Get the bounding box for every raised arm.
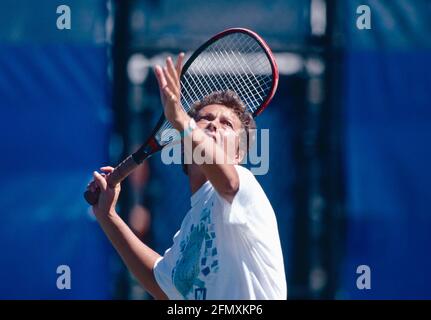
[89,167,168,300]
[154,54,239,203]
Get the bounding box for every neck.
[188,164,208,195]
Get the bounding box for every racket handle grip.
[83,155,139,206]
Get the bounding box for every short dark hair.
[182,90,256,174]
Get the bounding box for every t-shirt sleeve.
[153,255,172,298]
[215,165,260,226]
[152,230,181,299]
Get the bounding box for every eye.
[223,120,233,128]
[198,115,210,121]
[198,113,215,122]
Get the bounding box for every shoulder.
[213,165,273,227]
[235,164,252,176]
[225,165,267,208]
[234,165,263,194]
[235,165,255,181]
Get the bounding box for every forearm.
[155,54,239,201]
[96,212,168,300]
[174,112,239,200]
[189,126,239,197]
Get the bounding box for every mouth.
[204,130,217,142]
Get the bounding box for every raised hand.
[154,53,188,129]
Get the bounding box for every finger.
[91,183,100,193]
[87,179,96,190]
[163,85,178,103]
[155,66,169,104]
[88,180,96,192]
[163,66,179,94]
[93,171,108,191]
[154,65,167,89]
[163,65,178,92]
[176,52,185,78]
[167,56,179,83]
[100,167,114,174]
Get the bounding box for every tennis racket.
[84,27,279,205]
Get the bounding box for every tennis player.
[88,53,287,300]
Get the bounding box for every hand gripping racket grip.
[84,155,138,206]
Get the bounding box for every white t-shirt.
[153,165,287,300]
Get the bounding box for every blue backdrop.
[0,1,113,299]
[339,0,431,299]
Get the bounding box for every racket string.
[218,49,263,109]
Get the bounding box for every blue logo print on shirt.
[172,204,219,299]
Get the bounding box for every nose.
[206,120,218,132]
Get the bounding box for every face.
[195,104,245,164]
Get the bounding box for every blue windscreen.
[0,0,113,299]
[339,0,431,299]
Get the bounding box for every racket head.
[135,28,278,162]
[181,28,279,117]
